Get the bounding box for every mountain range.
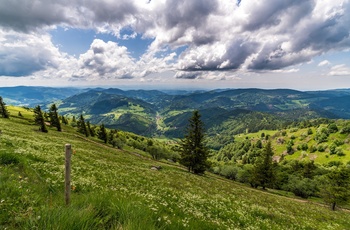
[2,86,350,149]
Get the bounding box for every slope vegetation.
[1,108,350,229]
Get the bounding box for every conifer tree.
[77,114,89,137]
[252,141,274,189]
[97,124,108,143]
[33,105,48,133]
[180,110,209,174]
[61,115,68,125]
[86,121,95,137]
[0,96,10,118]
[49,104,62,131]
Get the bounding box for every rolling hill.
[1,107,350,229]
[50,87,348,140]
[3,86,350,149]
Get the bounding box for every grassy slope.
[235,124,350,164]
[1,108,350,229]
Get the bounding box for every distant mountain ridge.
[0,86,87,107]
[2,86,350,147]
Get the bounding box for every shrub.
[333,139,344,146]
[220,165,239,180]
[327,161,343,167]
[284,176,318,198]
[340,125,350,134]
[327,123,338,133]
[309,145,317,153]
[307,128,313,135]
[317,145,326,152]
[336,149,345,157]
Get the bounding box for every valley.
[1,86,350,229]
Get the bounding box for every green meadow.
[1,108,350,229]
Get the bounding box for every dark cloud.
[162,0,218,29]
[242,0,309,31]
[1,0,350,80]
[0,0,138,32]
[0,0,72,32]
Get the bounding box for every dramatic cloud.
[1,0,350,83]
[0,29,62,77]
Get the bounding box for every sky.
[1,0,350,90]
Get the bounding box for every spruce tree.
[49,104,62,131]
[180,110,209,174]
[97,124,108,143]
[77,114,89,137]
[252,141,274,189]
[86,121,95,137]
[61,115,68,125]
[33,105,48,133]
[0,96,9,118]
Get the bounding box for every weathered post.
[65,144,72,205]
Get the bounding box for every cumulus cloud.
[1,0,350,82]
[78,39,135,79]
[0,29,62,76]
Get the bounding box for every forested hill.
[53,87,350,141]
[2,86,350,144]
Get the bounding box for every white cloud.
[329,64,350,76]
[318,60,331,67]
[0,29,63,77]
[1,0,350,84]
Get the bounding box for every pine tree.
[180,110,209,174]
[97,124,108,143]
[33,105,48,133]
[0,96,10,118]
[77,114,89,137]
[49,104,62,131]
[252,141,274,189]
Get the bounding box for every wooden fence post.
[65,144,72,205]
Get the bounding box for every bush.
[340,125,350,134]
[327,123,338,133]
[284,176,318,199]
[317,145,326,152]
[309,145,317,153]
[336,149,345,157]
[220,165,239,180]
[297,143,308,151]
[333,139,344,146]
[307,128,313,135]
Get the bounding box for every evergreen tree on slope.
[180,110,209,174]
